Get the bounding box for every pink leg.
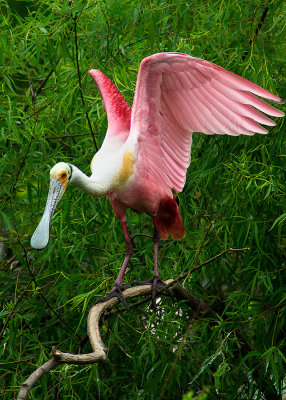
[114,219,134,286]
[153,225,159,278]
[96,198,133,308]
[150,218,167,307]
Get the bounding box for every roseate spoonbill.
[31,52,284,306]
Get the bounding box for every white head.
[50,162,72,185]
[30,162,73,250]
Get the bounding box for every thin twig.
[255,6,269,35]
[11,66,38,194]
[183,220,214,285]
[242,6,269,61]
[73,11,98,151]
[11,135,34,194]
[0,276,35,340]
[23,64,58,114]
[158,302,205,400]
[46,133,92,140]
[170,247,250,292]
[16,235,82,340]
[24,99,55,120]
[76,2,99,16]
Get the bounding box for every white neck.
[69,165,110,197]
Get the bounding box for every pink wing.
[130,53,284,193]
[88,69,131,141]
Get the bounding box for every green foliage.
[183,387,209,400]
[1,0,285,399]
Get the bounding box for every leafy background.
[1,0,285,399]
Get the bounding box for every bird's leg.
[151,225,166,307]
[153,225,159,277]
[96,219,133,309]
[152,226,160,286]
[114,220,134,287]
[134,221,168,308]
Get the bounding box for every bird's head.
[50,162,72,186]
[30,162,72,250]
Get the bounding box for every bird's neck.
[70,165,110,197]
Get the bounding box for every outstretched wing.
[129,53,284,193]
[89,69,131,142]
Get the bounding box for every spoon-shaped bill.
[30,178,66,250]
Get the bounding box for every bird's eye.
[61,172,67,178]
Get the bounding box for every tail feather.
[154,197,185,240]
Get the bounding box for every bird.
[31,52,284,306]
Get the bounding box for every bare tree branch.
[17,359,59,400]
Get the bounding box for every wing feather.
[128,53,284,193]
[88,69,131,141]
[206,83,276,126]
[196,86,268,134]
[139,152,172,189]
[212,80,284,117]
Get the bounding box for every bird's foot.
[134,276,172,309]
[96,284,131,310]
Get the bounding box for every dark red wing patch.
[154,197,185,240]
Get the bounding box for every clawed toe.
[133,277,173,309]
[151,276,166,309]
[96,284,131,310]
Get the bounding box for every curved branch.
[16,282,173,399]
